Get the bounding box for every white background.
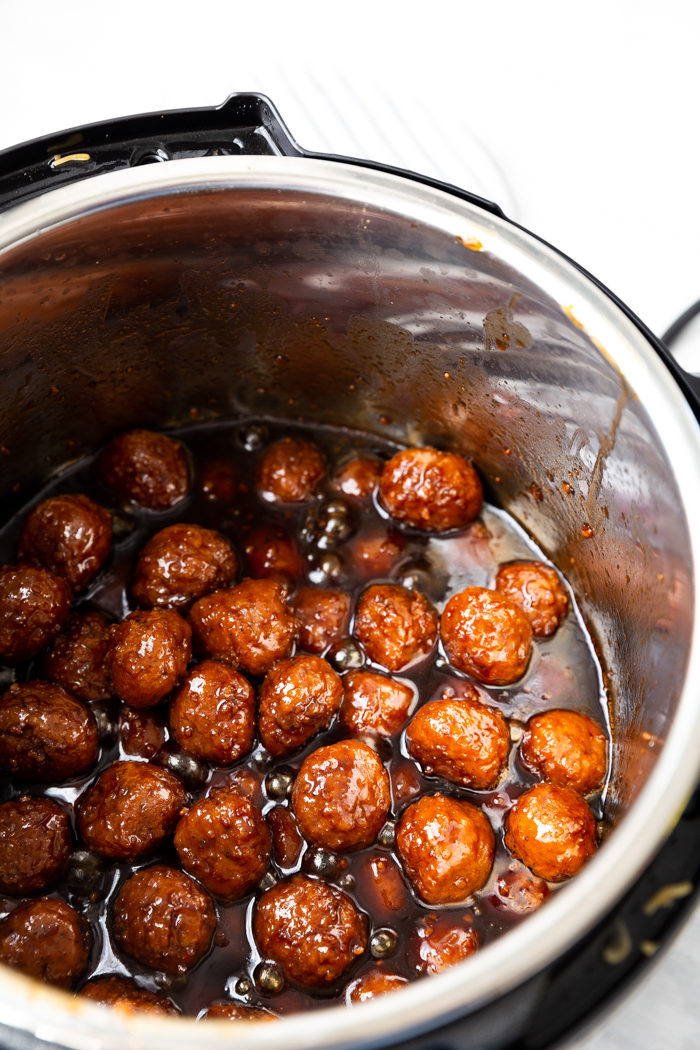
[3,2,700,1046]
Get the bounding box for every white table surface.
[3,2,700,1044]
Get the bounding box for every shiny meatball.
[349,528,405,579]
[253,874,367,987]
[495,561,568,637]
[259,655,343,757]
[267,805,304,869]
[0,681,98,781]
[113,865,216,973]
[43,612,113,703]
[204,1003,276,1022]
[379,447,483,532]
[77,760,187,861]
[108,609,191,708]
[199,460,236,504]
[119,706,166,759]
[189,579,296,676]
[244,524,303,586]
[412,915,479,975]
[493,867,549,913]
[132,524,238,610]
[174,788,270,900]
[346,968,408,1003]
[18,495,112,594]
[0,797,71,895]
[294,587,350,654]
[504,783,597,881]
[0,897,90,988]
[332,456,383,500]
[292,740,391,852]
[440,587,532,685]
[98,429,189,510]
[405,692,510,789]
[396,794,495,905]
[0,564,71,664]
[354,584,437,672]
[169,660,254,765]
[256,437,326,503]
[339,670,414,738]
[79,975,179,1015]
[520,709,607,794]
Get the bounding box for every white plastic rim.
[0,156,700,1050]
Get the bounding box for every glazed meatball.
[294,587,350,654]
[259,655,343,757]
[256,437,326,503]
[0,681,98,781]
[0,797,71,895]
[253,874,367,986]
[113,865,216,973]
[132,524,238,610]
[349,528,405,579]
[520,709,607,794]
[43,612,113,703]
[204,1003,276,1022]
[0,897,90,988]
[189,578,296,676]
[495,561,568,637]
[174,788,270,900]
[199,460,236,504]
[379,447,483,532]
[292,740,391,852]
[79,975,179,1015]
[18,495,112,595]
[412,915,479,975]
[396,794,495,905]
[504,783,597,881]
[108,609,191,708]
[77,760,187,861]
[243,524,304,586]
[440,587,532,685]
[267,805,304,869]
[405,691,510,789]
[119,706,166,759]
[332,456,383,500]
[339,671,414,738]
[98,428,189,510]
[354,584,437,672]
[170,660,255,765]
[0,564,71,664]
[493,867,549,913]
[346,968,408,1003]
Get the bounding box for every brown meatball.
[396,794,495,905]
[412,915,479,975]
[349,528,405,579]
[43,612,113,703]
[0,897,90,988]
[495,561,569,637]
[18,495,112,594]
[440,587,532,685]
[199,460,236,504]
[0,681,98,781]
[493,867,550,913]
[189,579,296,676]
[204,1003,276,1022]
[256,437,326,503]
[253,874,367,986]
[520,709,607,794]
[379,447,483,532]
[0,797,71,895]
[292,740,391,852]
[0,564,71,665]
[354,584,437,672]
[98,429,189,510]
[405,692,510,790]
[169,660,255,765]
[267,805,304,869]
[174,788,270,900]
[259,655,343,757]
[244,524,304,586]
[108,609,191,708]
[339,671,414,738]
[113,865,216,973]
[77,760,187,861]
[119,706,166,759]
[504,783,597,881]
[332,456,383,500]
[132,524,238,610]
[79,975,179,1015]
[294,587,350,654]
[346,967,408,1003]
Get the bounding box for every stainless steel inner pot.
[0,156,700,1050]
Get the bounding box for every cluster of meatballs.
[0,425,608,1020]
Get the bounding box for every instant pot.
[1,92,700,1050]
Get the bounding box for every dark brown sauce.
[0,418,610,1017]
